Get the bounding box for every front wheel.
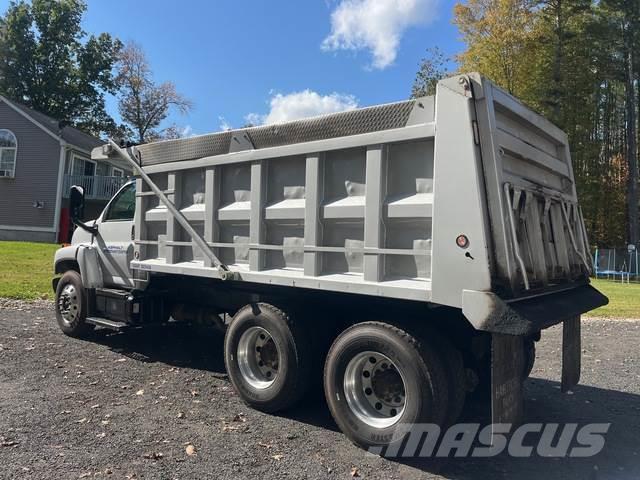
[54,270,92,337]
[323,322,448,450]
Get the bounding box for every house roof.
[0,95,103,153]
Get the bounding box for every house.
[0,95,131,243]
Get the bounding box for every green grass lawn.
[590,278,640,319]
[0,241,58,300]
[0,240,639,317]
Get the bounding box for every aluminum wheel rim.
[344,351,406,429]
[237,326,280,390]
[58,284,79,326]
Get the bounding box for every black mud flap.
[561,315,581,392]
[491,333,525,426]
[491,316,582,426]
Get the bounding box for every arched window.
[0,129,17,177]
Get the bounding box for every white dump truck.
[53,73,607,449]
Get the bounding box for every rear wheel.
[323,322,448,450]
[224,303,311,413]
[54,270,92,338]
[523,338,536,379]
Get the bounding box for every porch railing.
[63,174,128,201]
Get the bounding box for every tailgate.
[469,74,593,296]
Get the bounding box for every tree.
[116,42,192,144]
[411,47,451,97]
[453,0,542,105]
[0,0,121,136]
[449,0,639,248]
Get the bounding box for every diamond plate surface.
[137,100,416,166]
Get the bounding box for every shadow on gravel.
[386,378,640,479]
[72,327,640,479]
[85,324,227,375]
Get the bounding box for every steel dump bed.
[94,73,606,334]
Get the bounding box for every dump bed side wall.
[130,99,442,302]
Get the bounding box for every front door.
[95,182,136,287]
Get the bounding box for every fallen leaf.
[143,452,163,460]
[90,404,100,409]
[177,412,185,419]
[351,467,360,477]
[101,420,110,426]
[136,389,144,396]
[258,442,272,449]
[75,418,88,424]
[185,444,196,456]
[190,390,199,397]
[96,432,106,438]
[271,454,284,461]
[0,440,18,447]
[232,413,246,422]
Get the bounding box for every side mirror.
[69,185,98,235]
[69,185,85,221]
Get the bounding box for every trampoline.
[593,247,639,283]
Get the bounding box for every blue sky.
[1,0,463,135]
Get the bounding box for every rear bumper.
[462,284,608,335]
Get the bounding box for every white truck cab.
[54,180,137,289]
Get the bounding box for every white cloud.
[180,125,195,137]
[244,112,264,126]
[218,116,232,131]
[322,0,438,69]
[245,90,358,125]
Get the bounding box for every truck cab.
[55,180,137,288]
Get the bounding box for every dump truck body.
[88,73,602,330]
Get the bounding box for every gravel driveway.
[1,302,638,479]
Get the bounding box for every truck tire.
[224,303,311,413]
[523,338,536,379]
[54,270,93,338]
[323,322,448,450]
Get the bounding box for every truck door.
[95,181,136,288]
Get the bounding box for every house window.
[71,155,97,196]
[112,167,124,177]
[0,129,17,178]
[72,155,96,177]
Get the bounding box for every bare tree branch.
[116,42,192,143]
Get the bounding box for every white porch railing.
[63,174,128,201]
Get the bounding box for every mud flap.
[491,333,524,426]
[561,315,581,392]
